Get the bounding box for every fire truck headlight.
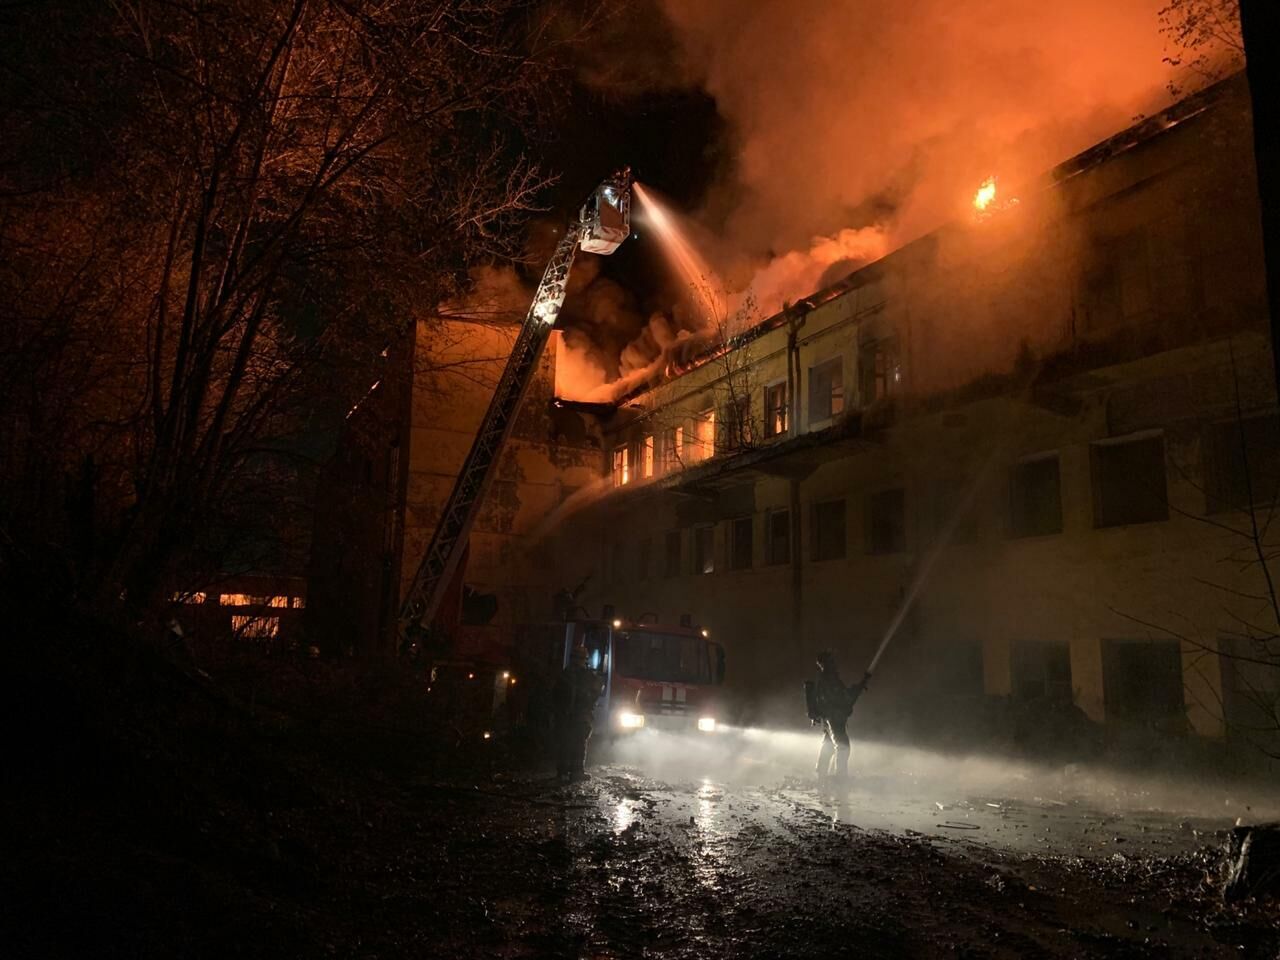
[618,712,645,729]
[697,717,717,733]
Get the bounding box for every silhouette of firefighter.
[552,644,603,781]
[806,650,867,780]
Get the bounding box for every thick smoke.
[661,0,1178,252]
[552,0,1229,401]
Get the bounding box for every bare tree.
[1159,0,1245,93]
[0,0,596,623]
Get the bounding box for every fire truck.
[519,614,727,737]
[403,168,731,744]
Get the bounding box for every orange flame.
[973,176,997,212]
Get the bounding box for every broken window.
[1079,230,1152,333]
[766,509,791,565]
[641,435,655,479]
[859,337,900,405]
[809,357,845,424]
[718,397,751,453]
[810,499,846,561]
[612,445,630,486]
[637,537,651,581]
[729,517,753,570]
[1091,432,1168,527]
[1203,414,1280,514]
[1013,641,1073,702]
[693,525,715,575]
[662,426,684,472]
[764,382,788,438]
[690,409,715,462]
[867,488,906,555]
[1009,454,1062,538]
[664,530,682,578]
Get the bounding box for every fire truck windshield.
[613,631,712,684]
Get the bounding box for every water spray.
[632,183,725,324]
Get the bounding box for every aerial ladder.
[398,168,633,642]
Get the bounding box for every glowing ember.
[633,183,725,323]
[973,176,998,212]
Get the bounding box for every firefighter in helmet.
[552,643,603,781]
[812,650,866,780]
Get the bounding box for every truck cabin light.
[501,671,510,679]
[697,717,717,733]
[482,731,492,740]
[700,628,709,638]
[618,712,645,729]
[612,618,622,628]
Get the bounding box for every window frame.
[763,379,788,439]
[1090,430,1168,528]
[810,498,847,562]
[808,356,845,426]
[1008,452,1063,539]
[728,516,754,571]
[693,524,716,575]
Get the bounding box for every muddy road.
[421,725,1279,958]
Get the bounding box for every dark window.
[637,537,651,581]
[809,358,845,424]
[1203,414,1280,514]
[766,509,791,565]
[764,382,788,438]
[1102,639,1185,727]
[1079,231,1152,333]
[719,397,751,453]
[1092,433,1168,527]
[859,337,900,404]
[810,500,846,561]
[664,530,682,578]
[867,488,906,555]
[1013,641,1073,702]
[694,526,715,575]
[1009,455,1062,538]
[729,517,753,570]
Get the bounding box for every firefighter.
[552,644,603,782]
[813,650,866,780]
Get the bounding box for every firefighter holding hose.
[807,650,867,781]
[552,644,603,782]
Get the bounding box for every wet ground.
[11,672,1280,959]
[416,725,1279,958]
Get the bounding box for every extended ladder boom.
[399,169,631,638]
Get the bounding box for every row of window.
[606,417,1280,579]
[610,341,901,487]
[170,591,307,609]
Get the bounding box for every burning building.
[314,73,1277,751]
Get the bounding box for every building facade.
[543,75,1279,745]
[315,74,1279,749]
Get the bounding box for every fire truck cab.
[522,615,727,736]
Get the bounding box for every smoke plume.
[555,1,1240,401]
